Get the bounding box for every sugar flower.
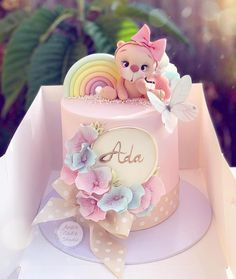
[97,186,133,213]
[158,52,180,86]
[130,176,165,216]
[64,143,96,172]
[75,167,112,195]
[146,176,166,205]
[60,165,78,185]
[77,193,106,222]
[66,125,98,153]
[128,184,145,210]
[130,187,152,215]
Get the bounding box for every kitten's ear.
[154,39,166,61]
[117,41,125,48]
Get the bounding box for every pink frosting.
[61,98,179,193]
[61,97,179,229]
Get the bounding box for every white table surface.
[3,168,231,279]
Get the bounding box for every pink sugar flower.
[130,176,165,215]
[60,165,78,185]
[66,125,98,153]
[75,167,112,195]
[77,193,106,222]
[145,176,166,205]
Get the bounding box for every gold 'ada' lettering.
[99,141,144,164]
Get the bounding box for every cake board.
[38,172,212,264]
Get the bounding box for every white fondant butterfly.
[147,75,198,133]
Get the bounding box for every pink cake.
[61,97,180,230]
[34,24,198,278]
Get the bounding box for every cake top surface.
[61,95,157,119]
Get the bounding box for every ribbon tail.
[90,223,125,279]
[98,211,134,239]
[33,197,77,225]
[53,179,77,202]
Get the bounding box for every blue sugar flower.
[128,184,145,210]
[164,71,180,82]
[97,186,133,213]
[65,143,96,172]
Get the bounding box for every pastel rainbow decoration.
[63,53,119,97]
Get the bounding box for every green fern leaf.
[1,7,73,116]
[26,33,72,108]
[96,16,138,46]
[114,3,189,44]
[83,21,114,53]
[0,10,29,43]
[62,41,88,80]
[90,0,120,11]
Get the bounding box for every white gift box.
[0,84,235,279]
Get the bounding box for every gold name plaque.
[92,127,158,186]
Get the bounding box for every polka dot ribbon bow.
[33,179,134,278]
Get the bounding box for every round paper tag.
[56,221,83,247]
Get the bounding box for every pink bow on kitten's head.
[131,24,166,62]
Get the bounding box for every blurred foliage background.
[0,0,235,165]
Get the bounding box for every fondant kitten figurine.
[99,24,171,100]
